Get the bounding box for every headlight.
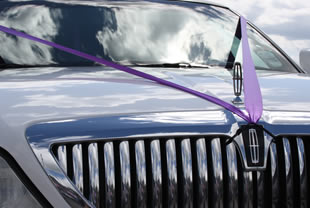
[0,156,42,208]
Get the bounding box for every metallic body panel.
[0,1,308,208]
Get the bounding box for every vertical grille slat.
[88,143,99,207]
[150,140,162,208]
[269,143,280,208]
[225,143,238,208]
[180,139,193,208]
[120,141,131,208]
[129,141,137,208]
[51,135,310,208]
[195,138,208,208]
[256,171,265,208]
[296,138,308,208]
[160,139,168,208]
[209,138,223,208]
[135,140,147,208]
[236,138,253,208]
[283,138,294,207]
[57,145,67,174]
[72,144,84,193]
[241,170,253,208]
[104,142,115,208]
[166,139,178,208]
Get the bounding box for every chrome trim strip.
[270,143,280,207]
[135,140,147,207]
[72,144,84,193]
[181,139,193,208]
[88,143,99,207]
[196,138,208,208]
[150,140,162,208]
[57,145,67,174]
[296,137,308,207]
[233,131,273,171]
[256,171,265,208]
[120,141,131,207]
[226,142,238,208]
[25,113,310,207]
[210,138,223,208]
[104,142,115,208]
[249,129,259,164]
[283,138,294,207]
[25,112,236,207]
[241,171,253,208]
[166,139,178,207]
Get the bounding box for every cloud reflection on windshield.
[220,0,310,65]
[96,4,238,65]
[0,5,62,64]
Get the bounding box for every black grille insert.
[52,136,309,208]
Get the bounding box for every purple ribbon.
[0,16,262,123]
[240,17,263,123]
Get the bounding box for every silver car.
[0,0,309,207]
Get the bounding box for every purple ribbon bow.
[0,16,262,123]
[240,16,263,123]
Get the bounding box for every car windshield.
[0,0,298,72]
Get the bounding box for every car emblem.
[228,124,274,171]
[232,62,243,104]
[248,128,259,163]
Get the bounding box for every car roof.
[4,0,228,9]
[173,0,228,9]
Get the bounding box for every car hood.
[0,66,310,127]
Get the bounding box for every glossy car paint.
[1,65,310,206]
[0,0,310,207]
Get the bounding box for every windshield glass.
[0,0,297,72]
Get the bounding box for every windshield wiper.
[126,62,210,68]
[0,63,97,70]
[0,63,55,70]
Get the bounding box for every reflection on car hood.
[0,66,309,127]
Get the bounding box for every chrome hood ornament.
[227,124,274,171]
[232,62,244,104]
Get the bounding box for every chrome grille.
[52,136,309,208]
